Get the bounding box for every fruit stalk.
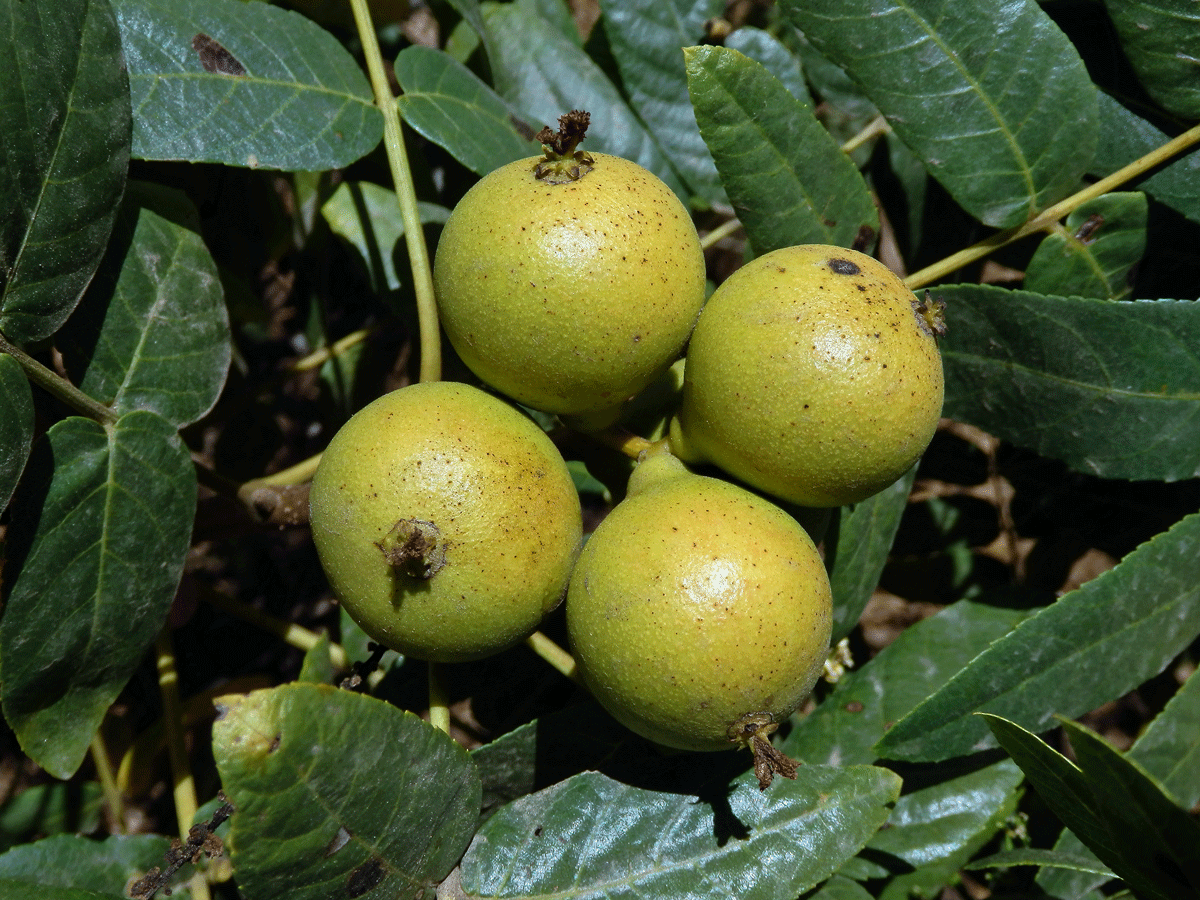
[346,0,440,383]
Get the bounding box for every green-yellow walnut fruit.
[670,245,944,507]
[309,381,582,662]
[565,447,832,782]
[433,111,707,420]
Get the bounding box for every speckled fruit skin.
[309,382,582,663]
[565,450,832,752]
[433,152,707,418]
[671,245,944,508]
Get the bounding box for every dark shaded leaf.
[0,412,196,778]
[684,45,878,254]
[0,883,123,900]
[113,0,381,170]
[783,600,1032,767]
[481,2,687,198]
[875,512,1200,762]
[0,0,130,344]
[213,683,480,900]
[783,0,1097,228]
[0,354,33,515]
[969,847,1114,876]
[458,766,901,900]
[58,184,230,428]
[1102,0,1200,118]
[1024,193,1148,301]
[939,285,1200,481]
[0,834,174,896]
[808,875,874,900]
[0,783,102,853]
[599,0,726,201]
[826,466,916,644]
[395,46,539,177]
[1090,92,1200,225]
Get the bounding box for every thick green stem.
[347,0,441,384]
[0,334,117,425]
[904,120,1200,290]
[525,631,580,684]
[428,663,451,733]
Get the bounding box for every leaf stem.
[700,217,743,251]
[348,0,440,384]
[201,587,349,670]
[89,732,126,834]
[0,335,117,425]
[428,662,451,733]
[586,425,654,460]
[841,114,891,155]
[154,628,212,900]
[904,120,1200,290]
[525,630,580,684]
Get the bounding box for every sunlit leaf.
[783,0,1097,228]
[0,0,130,344]
[940,286,1200,481]
[0,412,195,778]
[725,26,813,108]
[113,0,381,170]
[876,512,1200,762]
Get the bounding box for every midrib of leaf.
[128,71,371,103]
[872,2,1036,212]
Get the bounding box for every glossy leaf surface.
[783,0,1097,228]
[940,286,1200,481]
[113,0,381,169]
[58,185,230,428]
[0,0,130,344]
[213,684,480,900]
[458,766,901,900]
[0,412,196,778]
[685,45,878,254]
[876,512,1200,761]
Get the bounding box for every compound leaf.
[0,0,130,344]
[783,0,1097,228]
[685,45,878,255]
[213,683,480,900]
[940,286,1200,481]
[0,411,196,778]
[113,0,381,170]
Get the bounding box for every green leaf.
[395,46,539,177]
[0,883,124,900]
[1090,93,1200,225]
[321,181,450,294]
[1102,0,1200,119]
[113,0,382,170]
[826,466,916,644]
[457,766,901,900]
[1024,193,1148,301]
[808,875,875,900]
[969,848,1114,876]
[0,0,130,345]
[0,783,103,853]
[985,715,1200,900]
[0,411,196,779]
[0,834,174,896]
[875,511,1200,763]
[57,184,230,428]
[0,354,33,515]
[1039,667,1200,897]
[684,45,878,254]
[782,0,1098,228]
[481,2,687,198]
[297,631,334,684]
[724,26,813,108]
[213,683,480,900]
[599,0,726,201]
[939,286,1200,481]
[783,600,1031,766]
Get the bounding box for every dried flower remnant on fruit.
[534,110,596,183]
[727,712,800,790]
[913,290,948,338]
[828,257,861,276]
[377,518,447,579]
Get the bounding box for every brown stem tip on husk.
[913,290,948,338]
[727,712,800,790]
[377,518,447,579]
[534,110,595,183]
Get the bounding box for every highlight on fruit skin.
[432,111,707,420]
[308,381,583,663]
[565,447,832,780]
[670,244,945,508]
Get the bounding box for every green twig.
[347,0,441,384]
[904,120,1200,290]
[0,334,117,425]
[428,663,451,734]
[525,630,580,684]
[89,732,126,835]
